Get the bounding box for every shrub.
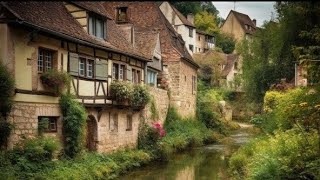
[0,117,14,149]
[60,94,87,158]
[9,136,61,163]
[0,62,15,118]
[38,117,49,136]
[40,70,70,96]
[229,129,320,179]
[130,84,150,108]
[110,81,132,102]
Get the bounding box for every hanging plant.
[110,81,133,102]
[40,70,71,96]
[130,84,150,109]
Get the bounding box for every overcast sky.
[212,1,277,27]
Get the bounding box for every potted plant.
[109,81,132,105]
[130,84,150,110]
[40,70,70,96]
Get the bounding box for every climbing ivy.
[59,93,87,158]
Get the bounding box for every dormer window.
[117,7,128,22]
[189,27,193,37]
[88,15,105,39]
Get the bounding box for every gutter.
[13,20,151,62]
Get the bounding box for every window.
[116,7,128,22]
[112,63,126,81]
[79,58,94,78]
[147,70,157,86]
[38,48,53,72]
[110,113,118,132]
[198,35,201,41]
[132,69,141,84]
[126,114,132,131]
[88,15,105,39]
[189,44,194,52]
[192,75,197,94]
[189,27,193,37]
[38,116,58,133]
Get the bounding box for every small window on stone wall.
[126,114,132,131]
[38,116,58,133]
[109,113,118,132]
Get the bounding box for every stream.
[120,123,254,180]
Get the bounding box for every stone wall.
[8,102,63,149]
[144,87,169,125]
[86,108,141,153]
[167,60,197,118]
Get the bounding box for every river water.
[120,125,254,180]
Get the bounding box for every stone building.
[220,10,257,42]
[104,2,199,118]
[0,1,161,152]
[195,30,215,54]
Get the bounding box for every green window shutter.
[96,59,108,80]
[69,52,79,76]
[126,65,132,82]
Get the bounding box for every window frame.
[189,44,194,52]
[38,48,54,73]
[112,62,127,81]
[38,116,58,133]
[126,114,132,131]
[116,7,128,23]
[79,56,95,79]
[189,27,193,37]
[132,68,141,84]
[88,14,105,39]
[109,113,118,132]
[147,70,157,86]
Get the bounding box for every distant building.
[195,30,215,54]
[220,10,256,41]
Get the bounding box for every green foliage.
[130,84,150,108]
[137,122,162,158]
[0,62,15,118]
[40,70,71,96]
[149,97,159,121]
[0,149,151,179]
[171,2,219,17]
[0,117,14,149]
[60,93,87,158]
[215,32,236,54]
[195,11,219,35]
[38,117,49,136]
[110,81,132,102]
[229,129,320,179]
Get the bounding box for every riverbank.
[0,117,244,179]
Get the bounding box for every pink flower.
[152,122,166,138]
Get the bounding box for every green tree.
[215,32,236,54]
[195,11,220,35]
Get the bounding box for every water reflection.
[120,129,252,180]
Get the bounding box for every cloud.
[212,1,277,27]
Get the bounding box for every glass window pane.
[79,59,85,76]
[89,16,94,35]
[87,60,93,78]
[38,50,43,72]
[96,19,103,38]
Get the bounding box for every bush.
[229,129,320,179]
[38,117,49,136]
[0,62,15,118]
[60,94,87,158]
[40,70,70,96]
[0,118,14,149]
[130,84,150,108]
[109,81,132,102]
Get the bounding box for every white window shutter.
[95,59,108,80]
[68,52,79,76]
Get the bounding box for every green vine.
[59,93,87,158]
[149,96,159,121]
[40,70,71,96]
[130,85,150,109]
[0,61,15,149]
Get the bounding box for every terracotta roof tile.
[231,10,256,35]
[222,54,238,77]
[2,1,149,61]
[134,30,158,59]
[170,4,195,28]
[104,2,198,68]
[72,1,112,19]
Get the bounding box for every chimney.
[252,19,256,26]
[187,13,194,25]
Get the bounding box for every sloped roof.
[223,10,256,35]
[196,29,214,37]
[134,30,158,59]
[1,1,150,61]
[71,2,112,19]
[169,3,195,28]
[104,2,199,68]
[222,54,238,77]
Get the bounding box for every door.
[86,115,98,151]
